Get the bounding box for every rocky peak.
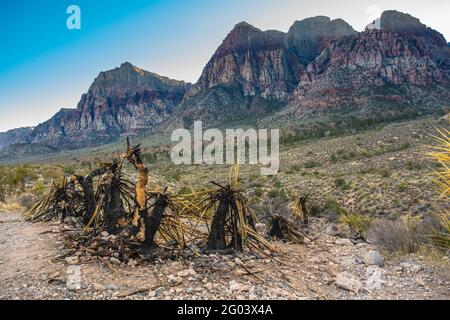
[379,10,447,47]
[28,63,192,148]
[197,21,298,101]
[285,16,357,66]
[89,62,190,96]
[0,127,33,150]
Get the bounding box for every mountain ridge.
[1,10,449,157]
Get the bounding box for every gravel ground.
[1,211,448,300]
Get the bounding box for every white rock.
[364,250,384,266]
[229,280,248,293]
[109,257,121,265]
[365,266,386,290]
[335,238,353,246]
[335,272,362,293]
[65,256,79,265]
[66,266,81,291]
[168,275,183,284]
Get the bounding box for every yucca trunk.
[104,177,124,234]
[76,168,107,225]
[268,215,284,239]
[143,195,168,249]
[207,198,230,251]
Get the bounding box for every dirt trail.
[0,211,449,300]
[0,211,60,281]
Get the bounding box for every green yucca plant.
[338,211,373,236]
[428,127,450,251]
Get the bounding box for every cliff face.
[282,11,450,120]
[197,18,356,102]
[175,17,357,128]
[0,127,33,150]
[28,63,192,148]
[285,16,357,66]
[197,22,302,101]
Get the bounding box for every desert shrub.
[366,218,422,254]
[304,161,320,169]
[286,164,301,174]
[380,169,391,178]
[141,153,157,164]
[330,154,338,163]
[397,182,408,192]
[323,198,346,222]
[253,187,263,197]
[178,186,193,195]
[334,177,350,191]
[18,193,38,209]
[0,182,5,202]
[62,165,76,175]
[33,181,47,196]
[3,166,31,190]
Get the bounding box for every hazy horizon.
[1,0,449,132]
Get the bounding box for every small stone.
[335,272,362,293]
[109,257,121,265]
[148,290,156,298]
[229,280,242,292]
[93,283,105,291]
[364,250,384,266]
[155,287,164,297]
[248,293,258,300]
[66,266,81,291]
[365,266,386,290]
[65,256,79,265]
[127,259,137,267]
[101,231,109,237]
[335,238,353,246]
[168,275,183,284]
[415,278,426,287]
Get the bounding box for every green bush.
[334,177,350,191]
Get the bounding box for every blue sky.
[0,0,449,132]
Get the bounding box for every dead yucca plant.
[83,160,135,234]
[202,165,272,253]
[24,176,84,222]
[268,214,304,243]
[289,191,311,226]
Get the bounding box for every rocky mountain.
[0,127,33,150]
[269,10,450,126]
[173,17,356,128]
[1,10,449,156]
[27,63,192,149]
[285,16,357,66]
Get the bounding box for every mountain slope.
[264,11,450,127]
[0,127,33,150]
[174,17,357,129]
[28,63,192,149]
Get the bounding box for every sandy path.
[0,211,60,282]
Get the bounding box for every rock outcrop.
[285,16,357,66]
[28,63,192,148]
[197,22,302,102]
[281,11,450,122]
[0,127,33,150]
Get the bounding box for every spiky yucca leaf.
[428,126,450,250]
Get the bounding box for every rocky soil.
[1,210,448,300]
